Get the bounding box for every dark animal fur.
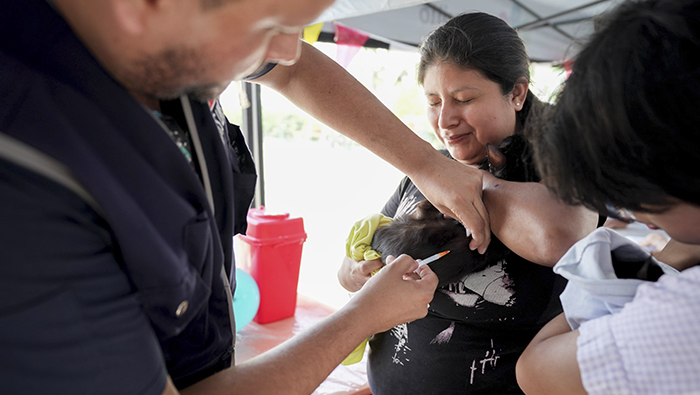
[372,134,539,286]
[610,245,664,281]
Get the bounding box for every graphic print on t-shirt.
[440,260,515,308]
[390,323,410,365]
[387,263,515,367]
[208,99,228,145]
[394,194,421,219]
[468,339,502,385]
[430,321,455,345]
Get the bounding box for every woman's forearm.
[516,313,586,395]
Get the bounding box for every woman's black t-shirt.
[367,176,565,395]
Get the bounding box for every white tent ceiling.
[314,0,625,62]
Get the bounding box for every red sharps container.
[237,207,307,324]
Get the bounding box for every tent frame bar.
[514,0,609,32]
[509,0,573,40]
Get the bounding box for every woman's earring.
[516,102,520,107]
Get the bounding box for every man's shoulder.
[0,159,168,395]
[0,51,37,122]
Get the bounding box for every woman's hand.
[338,256,384,292]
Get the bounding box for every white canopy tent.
[314,0,624,62]
[242,0,623,206]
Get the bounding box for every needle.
[417,250,450,267]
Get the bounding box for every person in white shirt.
[515,0,700,394]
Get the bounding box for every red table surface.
[235,294,372,395]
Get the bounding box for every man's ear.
[512,77,529,110]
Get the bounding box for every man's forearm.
[255,41,437,177]
[177,255,438,395]
[182,304,369,395]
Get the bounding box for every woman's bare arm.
[482,172,598,266]
[516,313,586,395]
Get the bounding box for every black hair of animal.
[610,245,664,282]
[372,133,538,286]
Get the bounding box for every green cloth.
[341,338,369,366]
[341,213,392,365]
[345,213,393,261]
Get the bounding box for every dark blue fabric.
[0,160,167,395]
[0,0,257,390]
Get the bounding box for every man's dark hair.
[534,0,700,216]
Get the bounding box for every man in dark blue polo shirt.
[0,0,499,394]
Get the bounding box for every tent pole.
[241,82,265,208]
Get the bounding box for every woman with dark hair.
[338,12,598,394]
[516,0,700,393]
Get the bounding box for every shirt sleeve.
[380,149,449,217]
[381,177,411,217]
[0,162,168,395]
[576,267,700,395]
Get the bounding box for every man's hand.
[347,254,439,334]
[411,156,490,254]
